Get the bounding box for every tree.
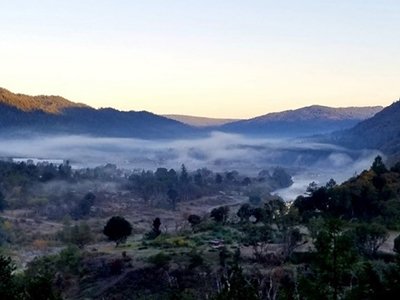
[194,172,203,186]
[167,188,179,210]
[391,162,400,173]
[215,265,259,300]
[0,191,5,212]
[71,222,93,249]
[303,219,357,300]
[188,214,201,227]
[74,192,95,219]
[145,217,162,240]
[264,198,286,226]
[215,173,223,184]
[179,164,190,184]
[103,216,132,246]
[394,234,400,254]
[250,207,264,223]
[237,204,252,223]
[371,155,388,175]
[326,178,337,189]
[352,223,388,257]
[0,256,19,300]
[306,181,319,195]
[282,228,302,260]
[242,177,251,186]
[59,222,92,248]
[211,206,229,223]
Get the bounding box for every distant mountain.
[164,114,240,127]
[331,100,400,157]
[0,88,198,139]
[219,105,383,137]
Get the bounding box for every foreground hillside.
[0,88,198,139]
[1,157,400,299]
[220,105,383,137]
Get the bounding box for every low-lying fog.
[0,132,381,201]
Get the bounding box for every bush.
[210,206,229,223]
[188,250,204,269]
[148,252,171,268]
[188,214,202,227]
[103,216,132,246]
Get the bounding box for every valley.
[1,88,400,299]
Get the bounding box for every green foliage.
[26,245,82,277]
[300,218,358,300]
[103,216,132,246]
[394,234,400,254]
[371,155,388,175]
[351,223,388,257]
[57,246,82,274]
[294,160,400,227]
[263,198,286,225]
[148,252,171,268]
[58,221,93,248]
[180,164,190,184]
[241,224,273,246]
[73,192,95,219]
[0,255,20,300]
[0,191,6,211]
[187,214,202,228]
[1,254,62,300]
[345,260,400,299]
[188,250,204,269]
[147,234,191,248]
[237,204,252,222]
[210,206,229,223]
[23,271,62,300]
[215,173,223,184]
[214,265,259,300]
[0,218,9,246]
[144,217,162,240]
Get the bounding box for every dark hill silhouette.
[332,100,400,157]
[0,88,199,139]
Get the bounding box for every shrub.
[148,252,171,268]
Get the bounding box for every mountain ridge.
[331,100,400,157]
[219,105,383,137]
[245,105,383,122]
[0,87,391,140]
[0,87,198,139]
[0,87,89,114]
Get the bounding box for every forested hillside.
[0,88,198,139]
[220,105,382,137]
[332,100,400,160]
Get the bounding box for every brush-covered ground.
[2,158,400,299]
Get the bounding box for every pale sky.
[1,0,399,118]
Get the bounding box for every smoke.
[0,131,381,200]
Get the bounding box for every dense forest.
[1,156,400,299]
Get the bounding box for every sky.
[1,0,399,118]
